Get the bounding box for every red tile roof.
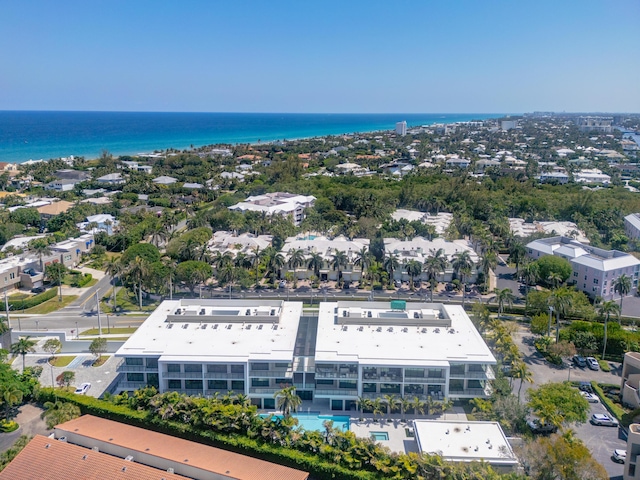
[0,435,189,480]
[55,415,309,480]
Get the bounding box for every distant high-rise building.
[501,120,517,131]
[395,121,407,136]
[575,116,613,133]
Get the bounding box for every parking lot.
[512,324,626,479]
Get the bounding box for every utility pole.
[95,291,102,336]
[4,289,11,329]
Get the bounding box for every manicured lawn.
[101,288,160,313]
[81,327,137,335]
[92,356,109,367]
[22,295,78,314]
[49,356,76,367]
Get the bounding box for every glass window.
[380,383,401,394]
[127,373,143,382]
[404,384,424,395]
[449,379,464,391]
[231,380,244,391]
[450,364,465,375]
[405,368,425,378]
[275,363,291,368]
[362,383,377,393]
[230,365,244,374]
[167,364,180,373]
[339,380,357,389]
[251,378,269,387]
[146,358,158,369]
[331,400,344,411]
[251,363,269,371]
[185,380,203,390]
[427,369,443,378]
[467,380,483,389]
[263,398,275,409]
[316,379,334,385]
[208,364,227,373]
[125,357,143,366]
[275,378,292,386]
[147,373,159,388]
[208,380,227,390]
[184,364,202,373]
[168,379,182,389]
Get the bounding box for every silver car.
[591,413,618,427]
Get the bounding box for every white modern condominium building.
[114,299,495,411]
[228,192,316,226]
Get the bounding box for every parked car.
[527,419,558,434]
[572,355,587,367]
[590,413,618,427]
[394,280,402,288]
[586,357,600,371]
[579,381,594,393]
[31,286,46,294]
[580,391,599,403]
[278,281,286,289]
[612,449,627,464]
[74,383,91,395]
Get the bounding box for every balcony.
[119,381,148,390]
[176,389,205,396]
[314,371,358,379]
[449,369,494,380]
[204,372,245,379]
[448,387,491,397]
[249,387,280,394]
[163,372,204,379]
[117,364,158,373]
[248,370,293,378]
[315,389,358,397]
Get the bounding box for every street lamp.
[547,306,554,337]
[567,364,573,382]
[75,321,78,339]
[95,291,102,336]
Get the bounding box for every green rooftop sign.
[390,300,406,311]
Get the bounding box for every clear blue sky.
[1,0,638,113]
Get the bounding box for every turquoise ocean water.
[0,111,505,163]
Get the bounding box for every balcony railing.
[204,372,245,379]
[163,372,205,379]
[118,381,149,390]
[249,387,279,394]
[449,370,490,379]
[248,370,293,378]
[448,388,490,397]
[117,364,158,372]
[315,389,358,397]
[314,372,359,379]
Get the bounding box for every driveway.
[0,404,49,454]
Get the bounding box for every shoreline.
[0,112,505,164]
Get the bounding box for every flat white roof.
[115,300,303,363]
[314,302,495,366]
[413,420,518,466]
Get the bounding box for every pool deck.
[261,405,469,454]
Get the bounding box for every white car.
[591,413,618,427]
[74,383,91,395]
[586,357,600,371]
[613,449,627,463]
[580,391,599,403]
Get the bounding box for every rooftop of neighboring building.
[36,200,74,216]
[115,299,303,363]
[0,435,189,480]
[384,237,478,263]
[53,416,309,480]
[314,301,495,366]
[413,420,518,466]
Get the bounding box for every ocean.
[0,111,505,163]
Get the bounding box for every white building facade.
[229,192,316,226]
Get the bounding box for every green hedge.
[592,382,625,421]
[36,389,378,480]
[0,288,56,311]
[72,273,92,288]
[0,420,18,433]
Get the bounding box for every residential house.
[153,175,178,185]
[37,200,74,220]
[96,173,126,185]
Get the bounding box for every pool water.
[370,431,389,441]
[261,413,350,432]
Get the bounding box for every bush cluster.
[0,288,56,311]
[71,273,92,288]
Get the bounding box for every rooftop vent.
[45,443,50,449]
[92,446,99,452]
[125,455,134,461]
[82,455,87,460]
[58,437,67,442]
[167,468,175,474]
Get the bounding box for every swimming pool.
[261,413,350,432]
[370,431,389,441]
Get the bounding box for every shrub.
[0,420,18,433]
[72,273,92,288]
[592,382,625,421]
[0,288,56,311]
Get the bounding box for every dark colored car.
[527,419,558,434]
[579,382,593,393]
[31,286,46,294]
[572,355,587,367]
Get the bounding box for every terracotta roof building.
[37,200,74,218]
[54,415,309,480]
[0,434,189,480]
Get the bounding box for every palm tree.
[477,251,497,292]
[423,249,447,301]
[410,396,423,417]
[30,239,52,272]
[451,251,474,305]
[382,393,398,415]
[383,254,400,286]
[521,260,540,286]
[614,274,632,315]
[511,361,533,403]
[0,386,23,421]
[508,242,526,273]
[405,260,423,291]
[126,256,150,310]
[104,257,123,311]
[40,401,81,429]
[547,272,563,289]
[599,300,621,360]
[331,250,348,287]
[274,386,302,417]
[493,287,515,318]
[548,286,573,342]
[10,336,36,371]
[307,252,324,280]
[287,248,306,288]
[353,246,370,286]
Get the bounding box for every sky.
[1,0,639,113]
